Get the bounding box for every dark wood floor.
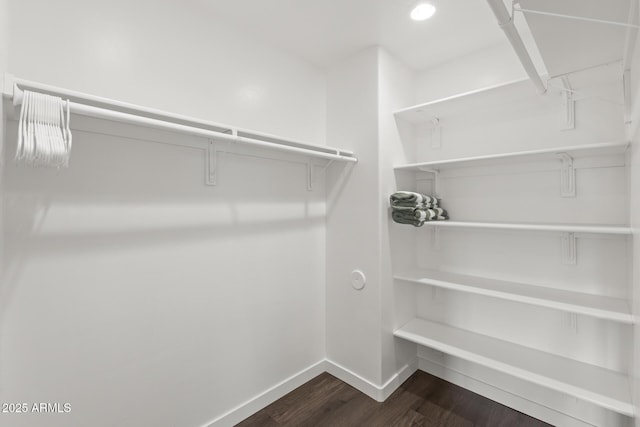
[236,370,552,427]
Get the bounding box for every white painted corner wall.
[325,47,383,386]
[377,49,420,385]
[324,46,423,400]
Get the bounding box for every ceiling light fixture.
[410,3,436,21]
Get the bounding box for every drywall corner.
[376,47,419,387]
[325,46,383,386]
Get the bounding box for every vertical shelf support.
[624,69,632,124]
[307,161,314,191]
[557,153,576,197]
[421,168,441,198]
[431,117,442,149]
[560,76,575,130]
[569,313,579,334]
[561,232,577,265]
[431,226,441,250]
[207,140,218,186]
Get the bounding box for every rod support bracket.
[561,232,577,265]
[431,226,441,250]
[431,117,442,149]
[420,168,441,198]
[557,152,575,197]
[569,313,579,334]
[307,161,314,191]
[560,77,575,130]
[207,140,218,186]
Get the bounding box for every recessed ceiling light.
[410,3,436,21]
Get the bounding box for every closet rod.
[5,77,357,163]
[486,0,546,94]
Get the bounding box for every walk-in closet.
[1,1,639,426]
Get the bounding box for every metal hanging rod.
[513,6,640,29]
[3,75,357,164]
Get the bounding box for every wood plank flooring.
[236,370,552,427]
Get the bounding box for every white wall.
[324,46,421,399]
[377,49,418,385]
[325,47,382,387]
[415,42,527,104]
[7,0,326,144]
[1,1,329,426]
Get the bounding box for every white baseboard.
[203,360,326,427]
[324,358,418,402]
[418,354,631,427]
[202,358,417,426]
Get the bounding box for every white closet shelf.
[419,221,631,235]
[2,74,357,164]
[394,141,629,172]
[394,77,547,125]
[395,269,632,323]
[394,318,634,416]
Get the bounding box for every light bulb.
[411,3,436,21]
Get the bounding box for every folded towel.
[390,191,439,208]
[392,209,425,227]
[391,207,448,227]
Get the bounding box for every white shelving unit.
[394,77,545,126]
[395,269,633,323]
[391,64,633,424]
[418,221,631,235]
[394,141,629,172]
[394,318,634,417]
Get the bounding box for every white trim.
[202,360,326,427]
[202,359,417,426]
[324,359,418,402]
[418,356,604,427]
[379,359,419,400]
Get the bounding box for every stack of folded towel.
[390,191,448,227]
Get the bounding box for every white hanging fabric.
[15,89,72,167]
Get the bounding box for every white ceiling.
[193,0,508,70]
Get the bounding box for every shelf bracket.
[206,140,218,186]
[557,153,575,197]
[307,161,314,191]
[624,69,632,124]
[569,313,578,334]
[431,226,440,250]
[431,117,442,149]
[561,232,577,265]
[560,76,575,130]
[421,168,441,198]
